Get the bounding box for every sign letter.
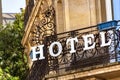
[66,37,78,53]
[49,42,62,57]
[31,45,45,61]
[82,34,95,50]
[100,32,111,47]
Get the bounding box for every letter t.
[66,37,78,53]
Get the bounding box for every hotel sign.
[31,32,111,61]
[30,20,118,62]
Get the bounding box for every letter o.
[49,42,62,57]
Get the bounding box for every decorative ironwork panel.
[29,0,56,46]
[26,0,56,80]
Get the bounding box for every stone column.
[105,0,113,21]
[54,0,65,33]
[63,0,70,31]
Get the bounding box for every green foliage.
[0,11,28,80]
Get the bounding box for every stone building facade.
[22,0,120,80]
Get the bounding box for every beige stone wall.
[55,0,106,33]
[69,0,92,29]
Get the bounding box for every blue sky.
[113,0,120,20]
[2,0,25,13]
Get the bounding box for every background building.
[0,0,16,25]
[1,0,25,25]
[22,0,120,80]
[2,13,16,25]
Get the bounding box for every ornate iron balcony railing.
[45,23,120,72]
[26,21,120,80]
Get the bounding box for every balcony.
[26,21,120,80]
[45,22,120,73]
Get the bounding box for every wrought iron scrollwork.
[29,3,56,46]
